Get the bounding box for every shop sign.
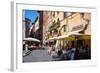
[72,24,83,31]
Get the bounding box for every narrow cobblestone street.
[23,47,53,62]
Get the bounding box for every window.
[50,12,52,16]
[53,12,55,17]
[80,13,85,18]
[63,12,66,19]
[63,25,67,32]
[57,11,59,15]
[57,18,60,25]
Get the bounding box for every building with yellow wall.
[42,11,91,46]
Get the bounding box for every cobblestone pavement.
[23,47,54,62]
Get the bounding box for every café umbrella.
[66,32,90,40]
[67,32,83,37]
[23,37,40,42]
[48,37,58,41]
[57,35,75,40]
[66,32,83,41]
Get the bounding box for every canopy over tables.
[23,37,40,43]
[47,32,91,42]
[48,37,58,42]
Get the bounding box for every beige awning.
[23,37,40,42]
[48,36,58,41]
